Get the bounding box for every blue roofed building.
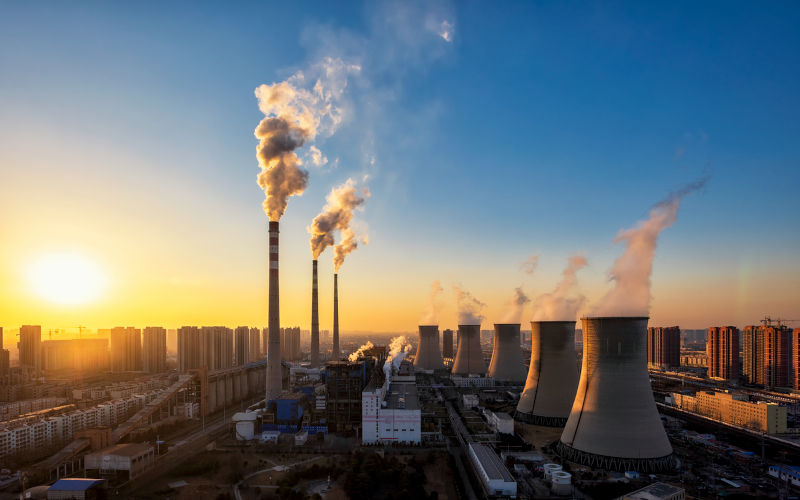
[47,478,107,500]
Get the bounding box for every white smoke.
[501,287,531,323]
[532,256,588,321]
[348,341,374,362]
[592,177,708,316]
[520,255,539,275]
[333,226,369,272]
[453,285,485,325]
[383,335,412,380]
[308,178,369,259]
[420,280,444,325]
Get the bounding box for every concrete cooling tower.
[515,321,579,426]
[557,317,674,472]
[487,324,526,382]
[452,325,486,375]
[414,325,444,371]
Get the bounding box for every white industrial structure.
[362,360,421,445]
[414,325,444,371]
[468,442,517,497]
[487,323,526,382]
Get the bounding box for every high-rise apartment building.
[142,327,167,373]
[19,325,42,372]
[707,326,739,380]
[647,326,680,369]
[42,339,109,374]
[742,325,763,385]
[235,326,250,366]
[249,327,261,362]
[281,327,301,361]
[794,329,800,391]
[743,323,791,388]
[442,329,454,359]
[178,326,201,372]
[200,326,233,370]
[0,327,7,380]
[110,327,142,372]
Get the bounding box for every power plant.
[266,221,282,401]
[310,260,320,367]
[515,321,579,426]
[452,325,486,375]
[557,317,674,472]
[414,325,444,371]
[487,323,526,382]
[332,273,340,360]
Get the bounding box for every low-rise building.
[84,443,155,482]
[362,361,421,445]
[670,391,787,434]
[47,478,107,500]
[467,442,516,497]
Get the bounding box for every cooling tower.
[266,221,282,401]
[414,325,444,370]
[487,324,526,382]
[332,273,340,359]
[442,329,454,359]
[310,260,320,367]
[452,325,486,375]
[515,321,579,426]
[557,317,673,472]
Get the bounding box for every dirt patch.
[423,454,459,500]
[516,421,563,448]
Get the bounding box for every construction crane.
[760,316,800,328]
[68,326,87,338]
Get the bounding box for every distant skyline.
[1,1,798,332]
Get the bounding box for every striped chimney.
[310,260,320,366]
[266,221,282,401]
[332,273,340,359]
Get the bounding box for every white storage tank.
[551,471,572,496]
[543,463,562,479]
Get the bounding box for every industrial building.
[669,390,787,434]
[707,326,739,380]
[326,360,376,433]
[487,324,526,382]
[414,326,444,371]
[84,442,155,482]
[46,478,107,500]
[452,325,486,375]
[516,321,579,426]
[647,326,680,369]
[558,317,673,472]
[362,360,421,445]
[467,442,517,497]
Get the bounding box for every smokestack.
[557,317,674,472]
[266,221,282,401]
[452,325,486,375]
[332,273,340,359]
[487,324,526,382]
[515,321,579,426]
[414,326,444,371]
[310,260,319,367]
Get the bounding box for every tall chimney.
[266,221,282,401]
[332,273,340,359]
[310,260,320,367]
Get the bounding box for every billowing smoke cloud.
[520,255,539,275]
[308,179,368,259]
[348,341,374,362]
[501,287,531,323]
[592,177,708,316]
[383,335,412,380]
[333,226,368,272]
[254,58,359,220]
[532,256,588,321]
[453,285,485,325]
[420,280,444,325]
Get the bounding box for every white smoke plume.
[333,226,368,272]
[420,280,444,325]
[254,58,359,220]
[383,335,412,380]
[520,255,539,275]
[348,341,374,362]
[308,178,369,259]
[532,256,589,321]
[501,287,531,323]
[592,177,708,316]
[453,285,485,325]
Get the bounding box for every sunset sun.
[28,252,108,305]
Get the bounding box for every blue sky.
[1,1,798,331]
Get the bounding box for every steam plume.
[420,280,444,325]
[308,179,368,259]
[592,177,708,316]
[254,58,358,220]
[532,256,588,321]
[520,255,539,275]
[502,287,531,323]
[383,335,412,380]
[333,227,368,272]
[348,341,374,362]
[453,285,485,325]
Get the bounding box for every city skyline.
[2,1,799,332]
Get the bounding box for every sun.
[29,253,108,305]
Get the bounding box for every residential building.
[109,327,141,372]
[19,325,42,372]
[707,326,739,380]
[177,326,201,372]
[670,390,787,434]
[743,324,790,388]
[142,327,166,373]
[235,326,250,366]
[647,326,680,369]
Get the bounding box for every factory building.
[707,326,739,380]
[47,478,107,500]
[647,326,680,369]
[467,443,517,497]
[142,327,166,373]
[362,360,421,445]
[84,443,155,482]
[326,360,375,433]
[669,390,787,434]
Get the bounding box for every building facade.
[707,326,739,380]
[743,324,790,388]
[19,325,42,372]
[109,327,142,372]
[671,390,787,434]
[142,327,166,373]
[235,326,250,366]
[647,326,680,369]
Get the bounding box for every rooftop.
[385,381,419,411]
[469,443,514,483]
[88,442,153,458]
[623,482,684,500]
[49,478,106,491]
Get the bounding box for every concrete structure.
[281,327,301,361]
[84,443,155,482]
[109,327,141,372]
[311,260,320,366]
[47,478,107,500]
[516,321,579,426]
[249,327,261,362]
[362,368,421,445]
[558,317,673,472]
[743,324,790,388]
[551,471,572,496]
[467,443,517,497]
[332,273,340,359]
[200,326,233,370]
[19,325,42,372]
[142,327,166,373]
[235,326,250,366]
[648,326,680,369]
[622,482,685,500]
[488,411,514,434]
[177,326,201,372]
[267,220,282,400]
[487,324,526,382]
[41,339,109,375]
[442,328,454,359]
[670,390,787,434]
[707,326,739,380]
[795,329,800,390]
[414,325,444,371]
[326,360,374,433]
[452,325,486,375]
